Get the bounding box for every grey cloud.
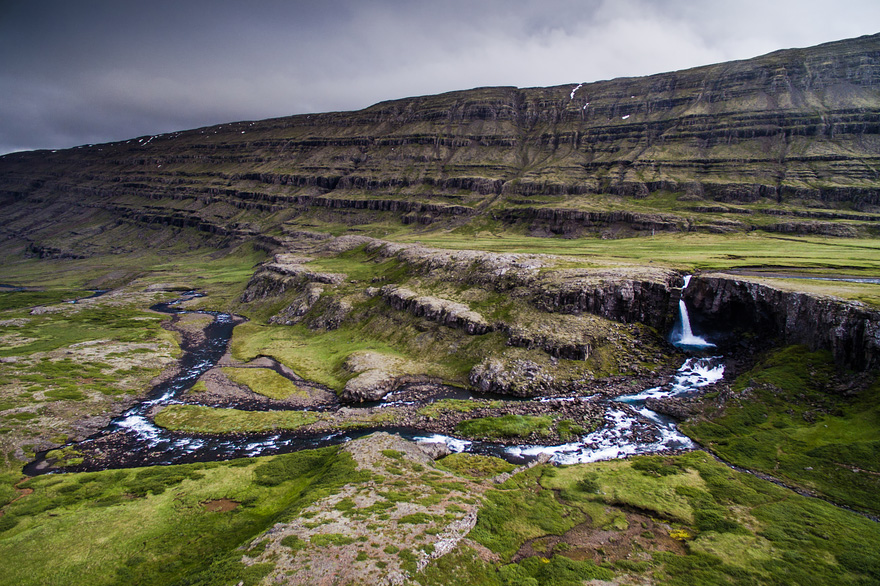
[1,0,878,155]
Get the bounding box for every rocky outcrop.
[260,262,345,285]
[334,237,681,333]
[379,285,492,335]
[340,351,404,402]
[240,256,345,303]
[268,283,325,325]
[686,275,880,370]
[341,369,400,402]
[505,327,592,360]
[469,357,559,397]
[534,271,679,331]
[306,297,352,331]
[360,239,547,288]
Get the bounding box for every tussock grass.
[417,399,502,419]
[471,468,585,560]
[436,453,516,479]
[541,458,700,524]
[468,453,880,585]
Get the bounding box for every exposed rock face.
[502,207,687,238]
[505,326,593,360]
[380,285,492,335]
[469,357,558,397]
[355,238,680,331]
[239,263,343,302]
[534,272,679,331]
[341,369,400,402]
[268,283,324,325]
[1,35,879,253]
[686,276,880,370]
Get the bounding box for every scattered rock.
[417,442,451,460]
[340,351,405,402]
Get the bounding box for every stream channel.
[27,284,722,474]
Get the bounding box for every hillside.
[1,34,880,586]
[1,34,880,259]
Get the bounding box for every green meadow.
[0,447,363,586]
[684,345,880,516]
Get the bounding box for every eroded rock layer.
[1,35,880,252]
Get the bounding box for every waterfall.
[674,276,714,349]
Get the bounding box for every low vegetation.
[455,414,555,440]
[0,447,360,586]
[154,404,321,434]
[396,232,880,275]
[465,452,880,585]
[417,399,503,419]
[435,453,517,479]
[221,367,307,400]
[0,294,180,469]
[0,197,879,585]
[683,345,880,516]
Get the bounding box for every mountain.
[1,34,879,257]
[3,34,880,586]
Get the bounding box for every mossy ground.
[455,414,564,440]
[0,446,359,586]
[435,453,517,479]
[0,223,879,584]
[154,404,322,434]
[465,452,880,585]
[0,295,180,469]
[682,345,880,516]
[221,367,307,400]
[0,243,273,475]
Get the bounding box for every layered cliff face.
[686,275,880,370]
[234,236,681,399]
[1,34,880,255]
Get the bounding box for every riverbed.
[26,291,724,474]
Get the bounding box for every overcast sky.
[1,0,878,155]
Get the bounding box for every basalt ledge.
[686,275,880,370]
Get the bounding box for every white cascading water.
[43,284,725,471]
[500,275,724,465]
[504,356,724,464]
[674,275,714,348]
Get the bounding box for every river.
[26,287,723,473]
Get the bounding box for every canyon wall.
[686,276,880,370]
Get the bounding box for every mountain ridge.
[1,33,879,256]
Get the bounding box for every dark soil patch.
[514,509,686,565]
[1,484,34,517]
[200,498,239,512]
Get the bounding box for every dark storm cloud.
[1,0,878,154]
